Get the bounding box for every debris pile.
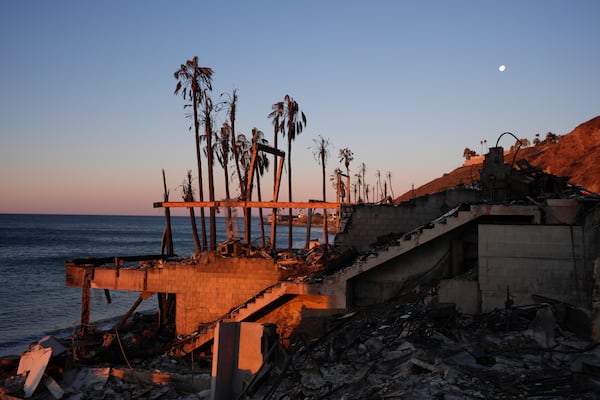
[0,320,213,399]
[3,282,600,399]
[251,286,600,399]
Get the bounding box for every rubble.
[247,285,600,399]
[16,345,52,398]
[0,323,212,399]
[3,280,600,399]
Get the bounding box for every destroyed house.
[65,146,600,358]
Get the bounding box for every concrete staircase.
[168,282,293,356]
[330,203,539,282]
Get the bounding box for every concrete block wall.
[335,189,479,252]
[167,257,287,335]
[479,224,586,311]
[67,255,289,336]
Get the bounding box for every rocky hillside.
[396,115,600,203]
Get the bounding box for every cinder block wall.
[479,224,588,311]
[335,189,479,252]
[67,255,288,336]
[164,256,286,335]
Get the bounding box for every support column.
[79,268,92,336]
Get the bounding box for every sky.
[1,1,598,216]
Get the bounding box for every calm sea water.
[0,213,326,356]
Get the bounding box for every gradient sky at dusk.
[1,1,598,215]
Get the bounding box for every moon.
[498,64,506,72]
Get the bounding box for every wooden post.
[161,169,174,256]
[79,268,92,336]
[115,291,154,330]
[270,156,285,250]
[305,207,313,249]
[347,173,351,204]
[244,142,259,245]
[336,171,341,204]
[257,174,266,248]
[323,207,329,246]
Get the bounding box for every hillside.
[396,115,600,203]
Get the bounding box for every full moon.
[499,64,506,72]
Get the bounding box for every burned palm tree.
[330,167,345,203]
[355,173,363,202]
[338,147,353,203]
[312,135,331,245]
[174,56,213,250]
[252,128,270,247]
[222,89,244,195]
[181,170,202,253]
[160,169,174,257]
[360,162,367,203]
[216,122,233,239]
[234,133,252,241]
[268,100,285,246]
[386,170,395,200]
[200,91,217,250]
[282,95,307,250]
[235,133,252,201]
[376,170,383,202]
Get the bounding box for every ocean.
[0,213,327,356]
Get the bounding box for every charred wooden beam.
[271,154,286,249]
[114,291,155,330]
[154,200,342,209]
[68,254,168,266]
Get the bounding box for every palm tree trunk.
[161,169,174,256]
[287,138,293,251]
[230,92,244,195]
[272,132,278,250]
[346,168,351,203]
[204,100,217,251]
[193,94,208,251]
[223,162,233,240]
[189,206,202,253]
[195,132,208,251]
[321,161,329,246]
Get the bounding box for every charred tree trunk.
[161,170,174,256]
[189,207,201,253]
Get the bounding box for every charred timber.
[154,200,342,209]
